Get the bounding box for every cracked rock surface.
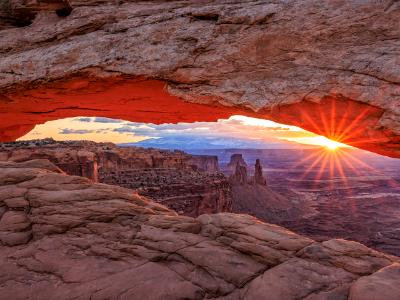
[0,0,399,157]
[0,160,399,299]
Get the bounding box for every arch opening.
[14,113,399,180]
[18,115,351,149]
[3,114,400,256]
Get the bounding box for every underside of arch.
[1,75,399,158]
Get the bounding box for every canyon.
[0,0,399,157]
[3,140,399,259]
[1,159,400,299]
[0,139,231,217]
[198,148,400,257]
[0,0,400,298]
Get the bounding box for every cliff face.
[227,156,305,224]
[0,0,399,157]
[188,155,219,173]
[0,160,399,299]
[254,159,267,185]
[230,163,248,185]
[228,156,267,186]
[0,139,231,216]
[227,154,247,171]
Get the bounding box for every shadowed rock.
[227,154,247,171]
[253,159,266,186]
[230,162,248,185]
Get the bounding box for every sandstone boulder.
[0,211,30,231]
[349,263,400,300]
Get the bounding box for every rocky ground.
[0,159,400,299]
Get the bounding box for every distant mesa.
[254,159,267,185]
[228,154,267,186]
[230,162,248,185]
[227,154,247,170]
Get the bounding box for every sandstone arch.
[0,0,399,157]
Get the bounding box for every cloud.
[73,117,123,123]
[75,117,92,122]
[112,118,297,140]
[56,115,310,146]
[113,124,157,136]
[59,128,96,134]
[93,117,123,123]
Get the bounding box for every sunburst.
[294,145,400,196]
[312,136,346,150]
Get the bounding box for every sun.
[315,136,345,150]
[325,140,340,150]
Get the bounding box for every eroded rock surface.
[0,160,399,299]
[0,0,399,157]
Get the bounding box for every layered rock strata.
[0,139,231,216]
[227,154,247,171]
[227,155,305,225]
[230,163,248,186]
[253,159,267,185]
[0,160,399,299]
[0,0,399,157]
[229,156,267,186]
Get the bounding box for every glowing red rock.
[1,76,398,158]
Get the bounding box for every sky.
[19,115,347,149]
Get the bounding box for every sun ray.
[329,152,335,189]
[300,151,327,180]
[319,105,332,139]
[293,148,326,169]
[336,106,373,142]
[346,136,390,145]
[315,151,330,181]
[333,151,353,197]
[334,106,350,139]
[340,150,400,188]
[340,150,377,172]
[299,109,325,135]
[339,153,363,177]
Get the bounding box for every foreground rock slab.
[0,160,399,299]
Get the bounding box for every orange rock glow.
[1,75,399,158]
